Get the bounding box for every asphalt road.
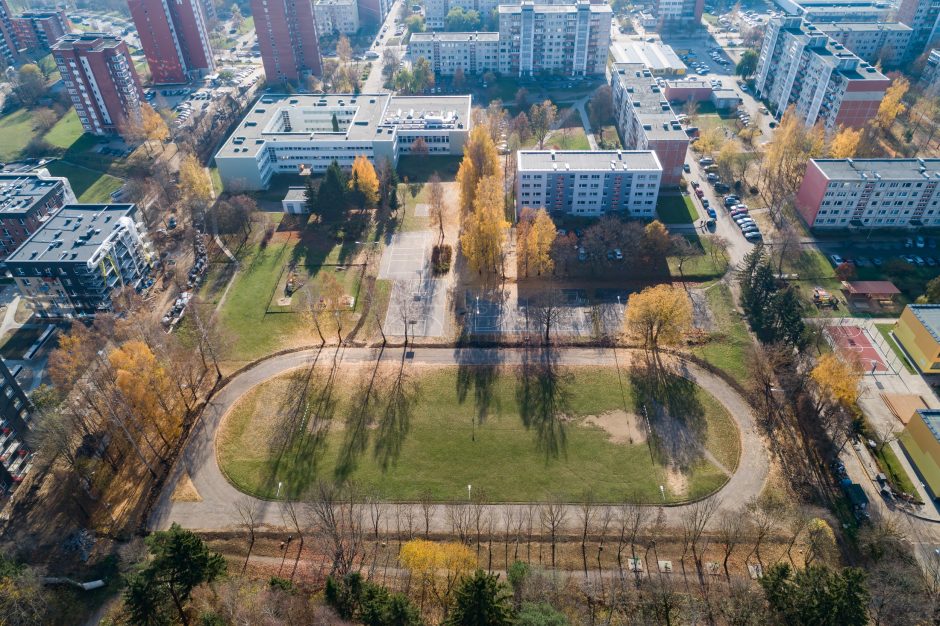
[148,346,768,533]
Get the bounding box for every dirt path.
[148,347,768,533]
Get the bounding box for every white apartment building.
[215,93,472,190]
[797,159,940,229]
[516,150,662,217]
[609,63,689,186]
[816,21,913,67]
[498,1,611,77]
[922,48,940,93]
[424,0,500,30]
[755,17,890,132]
[314,0,361,35]
[409,32,499,75]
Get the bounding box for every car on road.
[829,254,845,266]
[730,209,748,218]
[724,195,739,206]
[695,188,705,198]
[701,198,710,207]
[714,182,730,193]
[683,163,691,173]
[365,50,379,59]
[699,157,714,166]
[915,256,926,266]
[917,235,926,248]
[903,255,916,265]
[707,173,718,182]
[690,180,700,188]
[706,208,717,218]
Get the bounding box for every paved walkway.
[574,97,599,150]
[149,347,768,532]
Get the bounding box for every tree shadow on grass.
[334,348,385,482]
[516,344,571,461]
[455,340,503,429]
[629,360,707,472]
[373,351,418,471]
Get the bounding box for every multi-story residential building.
[0,171,76,261]
[899,0,940,60]
[6,204,151,316]
[358,0,392,25]
[755,18,890,132]
[516,150,662,218]
[795,158,940,229]
[11,9,70,53]
[52,34,144,137]
[252,0,323,83]
[409,32,499,75]
[0,0,19,66]
[782,0,892,23]
[0,358,35,493]
[922,48,940,93]
[314,0,360,35]
[215,93,472,190]
[609,63,689,186]
[652,0,704,29]
[425,0,500,30]
[816,21,913,67]
[498,1,611,77]
[128,0,215,84]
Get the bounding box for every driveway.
[148,347,768,532]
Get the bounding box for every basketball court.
[826,325,887,373]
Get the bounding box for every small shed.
[282,187,308,214]
[842,280,901,302]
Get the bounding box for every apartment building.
[128,0,215,84]
[609,63,689,186]
[252,0,323,83]
[0,171,76,261]
[755,17,889,132]
[498,1,611,77]
[516,150,662,218]
[314,0,360,35]
[215,93,472,190]
[922,48,940,93]
[425,0,499,30]
[0,358,35,494]
[6,204,151,316]
[0,0,19,66]
[11,9,69,53]
[652,0,704,29]
[795,158,940,229]
[52,34,144,137]
[358,0,392,25]
[409,32,499,75]
[816,21,913,67]
[899,0,940,59]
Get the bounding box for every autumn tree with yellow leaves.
[516,207,556,277]
[829,126,863,158]
[810,352,863,411]
[876,76,909,130]
[399,539,476,619]
[759,107,825,224]
[456,125,502,212]
[178,152,213,212]
[109,340,183,450]
[624,284,692,372]
[348,155,380,208]
[460,175,507,275]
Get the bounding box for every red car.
[695,188,705,198]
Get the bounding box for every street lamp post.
[467,484,472,502]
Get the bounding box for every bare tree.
[744,497,777,569]
[578,494,597,577]
[419,489,436,538]
[502,507,517,570]
[235,497,261,574]
[428,172,446,246]
[306,481,365,577]
[540,498,568,569]
[716,509,745,581]
[528,289,566,344]
[281,497,306,581]
[680,495,721,588]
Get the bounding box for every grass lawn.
[42,110,84,150]
[783,247,836,280]
[397,155,462,182]
[218,365,740,502]
[692,282,752,381]
[657,194,699,224]
[0,109,40,161]
[45,161,123,203]
[543,127,590,151]
[875,323,916,373]
[877,441,920,498]
[668,236,727,280]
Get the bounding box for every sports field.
[218,364,740,503]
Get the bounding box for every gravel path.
[148,347,768,532]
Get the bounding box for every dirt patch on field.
[665,466,689,499]
[582,410,647,445]
[172,472,202,502]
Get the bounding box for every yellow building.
[900,409,940,500]
[893,305,940,374]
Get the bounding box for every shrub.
[432,244,452,274]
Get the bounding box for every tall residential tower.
[252,0,322,83]
[127,0,215,84]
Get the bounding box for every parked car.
[714,182,730,193]
[699,157,714,166]
[683,163,691,173]
[829,254,845,266]
[744,231,763,242]
[917,235,926,248]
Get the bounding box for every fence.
[824,316,906,377]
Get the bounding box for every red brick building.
[11,9,69,52]
[128,0,215,84]
[0,171,76,260]
[52,34,144,137]
[0,0,20,66]
[252,0,322,84]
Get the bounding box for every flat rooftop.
[284,187,307,202]
[916,409,940,443]
[781,19,888,82]
[0,173,64,216]
[612,63,689,141]
[6,204,136,265]
[499,2,611,14]
[612,42,686,72]
[217,93,472,159]
[816,21,912,33]
[909,305,940,344]
[52,32,124,52]
[812,158,940,181]
[518,150,662,172]
[411,32,499,42]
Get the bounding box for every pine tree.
[446,570,514,626]
[318,160,348,222]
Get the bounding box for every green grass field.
[43,110,84,150]
[218,365,740,502]
[693,282,752,381]
[875,323,915,374]
[0,109,40,161]
[877,441,920,499]
[657,194,699,224]
[45,161,123,203]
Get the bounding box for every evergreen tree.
[318,160,348,222]
[760,563,869,626]
[332,112,340,132]
[446,570,514,626]
[304,176,318,214]
[768,287,807,348]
